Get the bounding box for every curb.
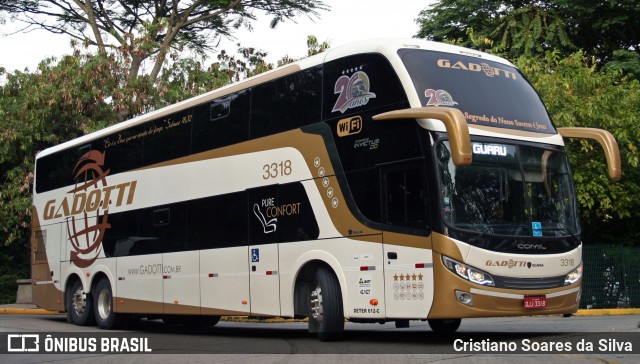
[1,308,640,317]
[574,308,640,316]
[0,308,62,315]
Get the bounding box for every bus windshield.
[437,141,580,238]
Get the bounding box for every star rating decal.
[392,271,426,301]
[341,65,364,75]
[393,273,424,281]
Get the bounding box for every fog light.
[455,290,474,306]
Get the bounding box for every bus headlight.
[442,256,495,286]
[564,263,583,285]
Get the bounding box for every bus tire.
[428,318,461,333]
[66,279,95,326]
[309,267,344,341]
[93,278,127,330]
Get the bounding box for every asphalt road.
[1,313,639,363]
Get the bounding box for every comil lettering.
[473,144,508,156]
[43,181,137,220]
[437,59,517,80]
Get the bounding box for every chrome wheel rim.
[97,288,111,320]
[72,287,86,316]
[310,285,323,323]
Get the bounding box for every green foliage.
[516,52,640,244]
[416,0,640,70]
[277,35,330,66]
[604,50,640,80]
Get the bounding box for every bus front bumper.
[428,252,581,319]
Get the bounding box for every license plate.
[524,295,546,309]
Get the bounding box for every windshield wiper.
[468,224,494,246]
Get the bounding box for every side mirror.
[558,127,622,181]
[372,107,472,166]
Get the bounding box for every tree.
[0,1,327,84]
[416,0,640,65]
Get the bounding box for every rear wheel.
[66,279,95,326]
[93,278,128,329]
[428,318,461,333]
[309,267,344,341]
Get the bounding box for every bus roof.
[35,39,521,159]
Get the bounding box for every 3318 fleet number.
[263,160,292,179]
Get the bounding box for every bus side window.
[250,66,322,139]
[102,125,144,175]
[192,90,250,153]
[143,109,192,166]
[187,191,248,250]
[346,168,382,223]
[210,99,231,121]
[381,164,430,231]
[35,144,94,193]
[139,203,187,253]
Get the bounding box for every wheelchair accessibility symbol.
[251,248,260,263]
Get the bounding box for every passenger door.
[248,186,281,316]
[381,162,435,318]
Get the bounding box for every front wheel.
[428,318,461,333]
[309,267,344,341]
[93,278,128,329]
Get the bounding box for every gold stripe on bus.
[383,231,432,250]
[30,206,65,312]
[114,297,163,314]
[431,232,464,261]
[135,128,383,241]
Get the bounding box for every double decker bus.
[31,39,621,341]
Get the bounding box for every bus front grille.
[492,275,566,290]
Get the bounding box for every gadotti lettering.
[43,182,137,220]
[437,59,517,80]
[485,259,528,268]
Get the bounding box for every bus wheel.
[66,280,95,326]
[309,267,344,341]
[428,318,461,333]
[93,278,127,329]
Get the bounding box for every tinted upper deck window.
[399,49,555,134]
